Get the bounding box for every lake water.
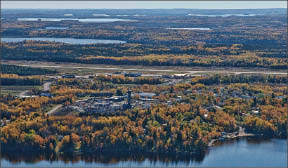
[1,138,286,167]
[17,18,136,23]
[167,28,211,30]
[187,14,263,17]
[45,27,69,30]
[1,38,126,45]
[92,14,110,17]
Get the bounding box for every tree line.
[1,64,57,76]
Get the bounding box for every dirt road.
[47,104,62,116]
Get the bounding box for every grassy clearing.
[0,86,42,96]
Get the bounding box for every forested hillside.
[1,9,287,69]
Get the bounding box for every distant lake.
[1,37,126,45]
[17,18,136,23]
[188,14,263,17]
[1,138,286,167]
[92,14,110,17]
[167,28,211,30]
[45,27,69,30]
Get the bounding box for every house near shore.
[251,110,260,115]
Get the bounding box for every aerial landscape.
[0,1,287,167]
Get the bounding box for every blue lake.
[45,27,69,30]
[1,138,287,167]
[167,28,211,30]
[17,18,136,23]
[1,37,126,45]
[187,14,263,17]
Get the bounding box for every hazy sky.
[2,1,287,9]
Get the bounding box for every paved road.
[47,104,62,116]
[19,90,29,98]
[4,60,287,75]
[43,82,52,92]
[160,79,183,86]
[47,98,89,115]
[18,82,51,97]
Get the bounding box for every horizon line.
[2,7,287,9]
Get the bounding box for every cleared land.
[1,86,41,96]
[3,60,286,76]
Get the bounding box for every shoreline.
[208,127,256,147]
[1,138,286,166]
[208,133,256,147]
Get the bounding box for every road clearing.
[3,60,287,75]
[47,104,63,116]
